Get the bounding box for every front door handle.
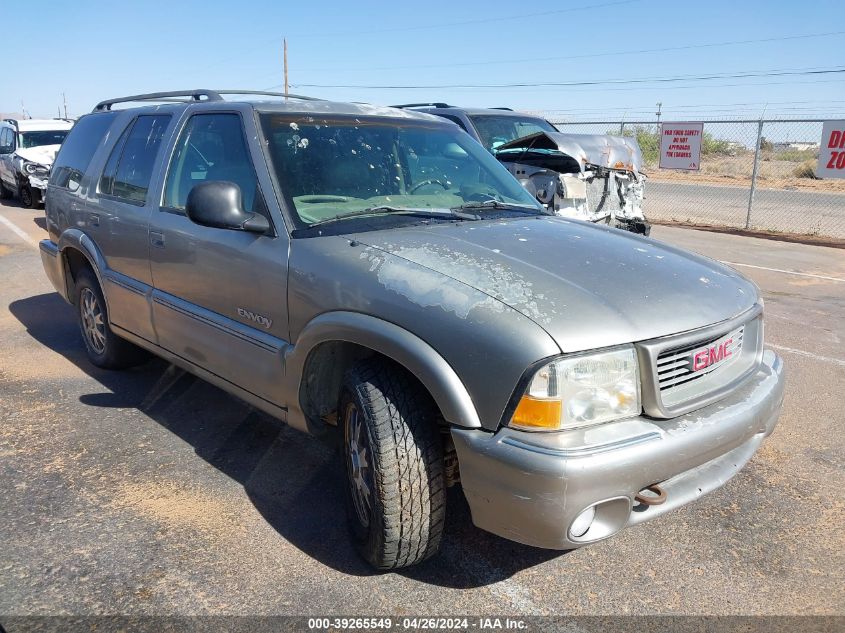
[150,231,165,248]
[88,214,100,227]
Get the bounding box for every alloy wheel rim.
[80,288,106,354]
[344,402,372,527]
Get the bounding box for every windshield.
[259,114,540,229]
[20,130,69,149]
[468,115,557,151]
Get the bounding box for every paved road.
[0,199,843,618]
[647,181,845,238]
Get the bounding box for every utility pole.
[283,38,289,100]
[655,101,662,124]
[62,92,68,119]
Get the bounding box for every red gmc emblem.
[692,338,733,372]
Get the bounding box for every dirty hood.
[15,144,61,166]
[496,131,643,173]
[353,218,757,352]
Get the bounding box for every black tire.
[340,359,445,570]
[75,268,148,369]
[0,181,10,200]
[19,184,34,208]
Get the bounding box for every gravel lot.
[0,199,843,620]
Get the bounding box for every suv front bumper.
[451,350,784,549]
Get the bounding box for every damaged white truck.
[397,104,649,235]
[0,118,73,208]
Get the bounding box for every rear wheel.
[340,359,445,569]
[75,268,148,369]
[0,180,11,199]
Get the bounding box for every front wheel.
[340,359,445,569]
[19,184,34,208]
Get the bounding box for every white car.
[0,118,73,207]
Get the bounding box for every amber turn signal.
[511,396,563,430]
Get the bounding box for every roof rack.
[490,107,514,111]
[391,102,454,109]
[93,89,323,112]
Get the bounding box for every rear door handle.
[88,214,100,227]
[150,231,165,248]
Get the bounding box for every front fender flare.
[284,311,483,431]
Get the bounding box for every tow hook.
[635,483,667,506]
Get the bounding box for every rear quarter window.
[100,114,171,204]
[50,113,118,191]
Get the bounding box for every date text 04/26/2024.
[307,617,528,630]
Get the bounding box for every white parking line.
[721,261,845,283]
[768,343,845,367]
[0,213,38,249]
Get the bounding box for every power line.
[159,1,644,82]
[522,76,845,94]
[291,30,845,72]
[538,99,845,113]
[288,0,643,38]
[282,76,845,97]
[289,66,845,90]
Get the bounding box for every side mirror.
[185,181,270,234]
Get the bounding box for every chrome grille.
[657,326,744,392]
[636,305,764,418]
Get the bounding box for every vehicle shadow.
[9,292,561,587]
[0,197,30,210]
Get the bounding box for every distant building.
[773,141,819,151]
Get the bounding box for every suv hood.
[496,131,643,173]
[352,217,757,352]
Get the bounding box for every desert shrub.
[611,126,660,164]
[774,148,818,162]
[793,160,819,179]
[701,132,733,156]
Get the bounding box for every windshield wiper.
[307,206,479,229]
[452,200,550,215]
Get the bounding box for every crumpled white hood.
[496,131,644,173]
[15,144,61,166]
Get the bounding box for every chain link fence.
[543,117,845,239]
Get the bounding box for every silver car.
[39,90,785,570]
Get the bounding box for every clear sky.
[4,0,844,121]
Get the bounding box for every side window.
[98,124,132,196]
[109,115,170,204]
[51,113,118,191]
[163,113,266,216]
[1,128,16,154]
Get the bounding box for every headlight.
[23,161,49,176]
[509,347,641,431]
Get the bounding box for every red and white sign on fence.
[659,122,703,170]
[817,120,845,179]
